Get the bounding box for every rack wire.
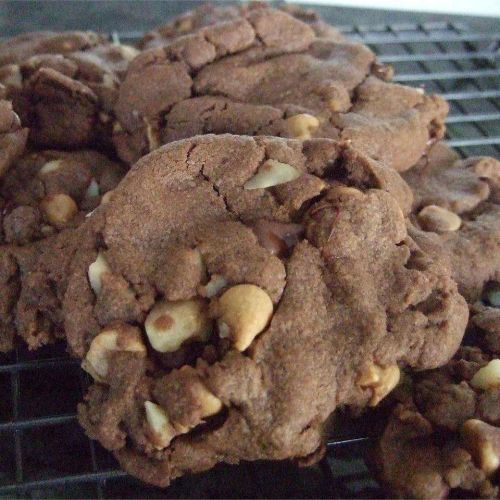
[0,19,499,499]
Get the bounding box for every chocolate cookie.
[0,86,28,178]
[1,149,126,245]
[0,149,125,351]
[140,2,346,50]
[8,134,461,486]
[405,143,500,302]
[0,31,103,66]
[404,142,496,215]
[0,31,139,149]
[114,6,447,170]
[371,313,499,499]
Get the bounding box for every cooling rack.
[0,19,499,499]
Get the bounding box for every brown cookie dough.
[140,2,346,50]
[0,31,139,149]
[371,324,499,499]
[407,143,500,302]
[0,233,74,351]
[3,134,462,486]
[0,86,28,178]
[0,149,125,352]
[440,202,500,303]
[404,142,495,214]
[114,6,447,171]
[471,301,500,355]
[1,149,126,246]
[0,31,103,66]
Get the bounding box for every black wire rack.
[0,19,499,499]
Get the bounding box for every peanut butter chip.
[40,193,78,228]
[417,205,462,233]
[461,419,500,476]
[213,284,273,351]
[358,363,400,406]
[145,299,211,353]
[286,113,320,139]
[82,325,146,382]
[470,359,500,390]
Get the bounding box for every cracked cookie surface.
[140,2,346,50]
[114,6,447,171]
[0,30,139,149]
[4,134,465,486]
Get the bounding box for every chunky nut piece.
[145,299,211,353]
[199,274,227,299]
[470,359,500,390]
[144,401,177,450]
[212,284,273,351]
[101,190,114,205]
[286,113,320,140]
[176,367,223,421]
[40,193,78,228]
[88,251,111,295]
[82,325,146,382]
[116,44,141,62]
[85,178,100,198]
[192,379,223,418]
[461,419,500,476]
[38,159,63,176]
[358,363,400,406]
[417,205,462,233]
[244,160,302,190]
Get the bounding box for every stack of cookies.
[0,3,498,497]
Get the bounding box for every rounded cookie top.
[0,31,140,149]
[140,2,346,50]
[0,89,28,178]
[0,30,103,66]
[114,6,446,171]
[406,142,500,302]
[24,134,465,486]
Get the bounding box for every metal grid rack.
[0,19,499,499]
